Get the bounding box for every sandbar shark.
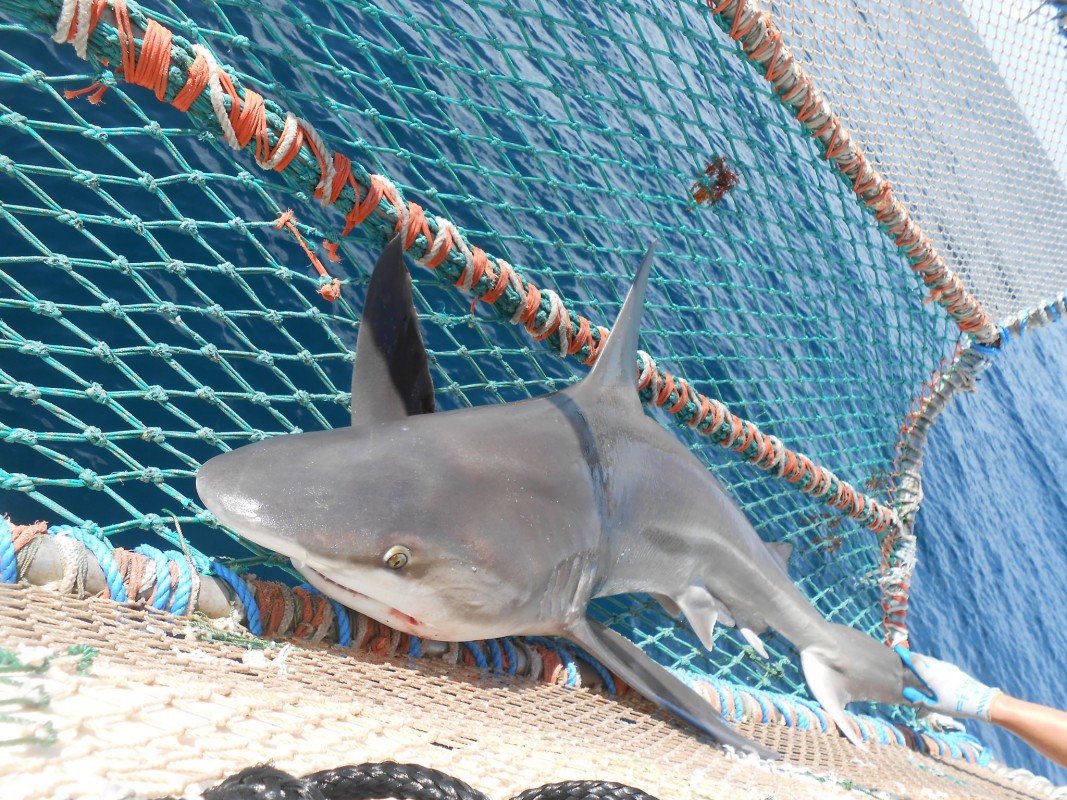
[196,236,911,757]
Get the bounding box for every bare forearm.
[990,693,1067,768]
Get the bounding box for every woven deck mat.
[0,583,1047,800]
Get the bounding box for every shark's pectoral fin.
[351,234,436,424]
[564,616,779,759]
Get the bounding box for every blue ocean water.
[908,319,1067,784]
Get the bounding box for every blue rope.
[528,638,580,687]
[333,601,352,647]
[941,732,962,760]
[571,647,616,695]
[765,693,798,728]
[883,719,906,746]
[166,550,194,616]
[807,703,829,734]
[463,641,489,670]
[500,637,518,676]
[53,525,127,602]
[408,635,421,658]
[207,559,262,636]
[485,638,504,672]
[794,702,813,731]
[749,689,774,723]
[135,544,172,612]
[866,716,891,745]
[0,516,17,584]
[713,684,733,720]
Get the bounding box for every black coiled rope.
[172,761,662,800]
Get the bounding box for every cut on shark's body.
[197,235,914,758]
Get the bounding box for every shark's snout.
[196,446,311,564]
[196,449,253,526]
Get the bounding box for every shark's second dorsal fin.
[351,235,436,425]
[582,243,657,396]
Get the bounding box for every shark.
[196,235,912,758]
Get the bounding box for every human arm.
[988,693,1067,768]
[896,647,1067,768]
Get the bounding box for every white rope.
[52,0,78,46]
[257,112,300,170]
[298,118,338,204]
[47,535,85,596]
[447,221,479,293]
[637,349,659,395]
[554,299,572,357]
[354,613,368,649]
[194,45,240,150]
[417,216,456,268]
[52,0,92,60]
[376,176,410,243]
[277,584,296,636]
[529,288,564,347]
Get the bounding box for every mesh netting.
[0,0,1061,721]
[2,584,1051,800]
[765,0,1067,322]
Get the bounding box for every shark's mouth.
[303,565,425,633]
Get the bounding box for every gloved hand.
[895,646,1002,721]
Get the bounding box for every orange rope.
[274,210,342,301]
[171,50,210,112]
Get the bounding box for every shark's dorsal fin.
[351,235,436,425]
[581,243,657,396]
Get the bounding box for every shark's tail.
[799,622,908,747]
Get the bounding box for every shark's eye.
[383,545,411,570]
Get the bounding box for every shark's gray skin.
[197,236,911,758]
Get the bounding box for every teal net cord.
[0,0,966,718]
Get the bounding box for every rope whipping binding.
[0,0,975,724]
[0,520,992,761]
[745,0,1067,325]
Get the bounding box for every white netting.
[766,0,1067,322]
